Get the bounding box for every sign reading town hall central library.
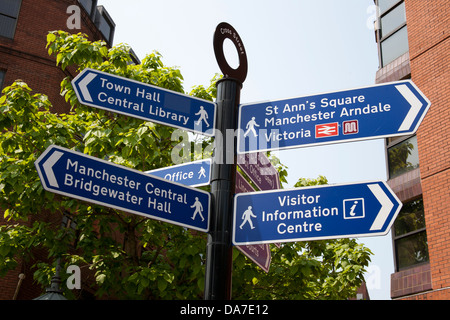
[72,68,216,136]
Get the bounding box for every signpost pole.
[204,22,248,300]
[204,78,241,300]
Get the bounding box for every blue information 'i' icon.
[343,198,365,219]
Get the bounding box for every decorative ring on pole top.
[213,22,248,84]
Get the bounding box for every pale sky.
[97,0,393,300]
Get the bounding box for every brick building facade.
[374,0,449,299]
[0,0,115,299]
[0,0,114,112]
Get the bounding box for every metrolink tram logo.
[343,120,359,135]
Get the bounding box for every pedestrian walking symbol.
[198,166,206,179]
[239,206,257,230]
[195,106,210,128]
[244,117,259,137]
[191,197,205,221]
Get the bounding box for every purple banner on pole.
[235,171,271,272]
[237,152,280,191]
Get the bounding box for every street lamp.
[34,212,76,300]
[33,258,67,300]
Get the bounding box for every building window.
[387,135,419,179]
[78,0,97,19]
[0,70,5,90]
[380,2,406,37]
[378,0,401,14]
[393,197,429,271]
[94,6,115,46]
[0,0,22,39]
[377,0,409,67]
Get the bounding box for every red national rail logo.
[315,122,339,138]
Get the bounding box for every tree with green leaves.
[0,31,371,299]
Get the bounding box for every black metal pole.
[204,22,247,300]
[204,78,241,300]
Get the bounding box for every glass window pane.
[394,198,425,236]
[395,231,429,270]
[388,135,418,178]
[97,15,111,41]
[78,0,93,15]
[0,0,21,18]
[381,2,406,37]
[378,0,401,14]
[381,26,409,66]
[0,14,16,38]
[0,70,5,90]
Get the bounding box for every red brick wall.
[0,0,105,113]
[0,0,108,299]
[406,0,450,299]
[391,264,432,299]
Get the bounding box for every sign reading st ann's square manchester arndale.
[237,80,430,153]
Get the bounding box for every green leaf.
[56,53,63,65]
[96,273,106,284]
[157,278,167,292]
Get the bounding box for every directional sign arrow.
[72,68,216,136]
[35,145,210,232]
[237,80,430,153]
[233,181,402,245]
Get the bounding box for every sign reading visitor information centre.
[35,145,210,232]
[237,80,431,153]
[72,68,216,136]
[233,181,402,246]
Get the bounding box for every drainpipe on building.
[12,273,26,300]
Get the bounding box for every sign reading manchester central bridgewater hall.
[35,145,210,232]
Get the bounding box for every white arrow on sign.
[42,150,64,188]
[78,72,97,102]
[369,183,394,231]
[396,84,423,131]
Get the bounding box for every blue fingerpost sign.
[233,181,402,245]
[146,158,211,187]
[237,80,430,153]
[72,68,216,136]
[35,145,210,232]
